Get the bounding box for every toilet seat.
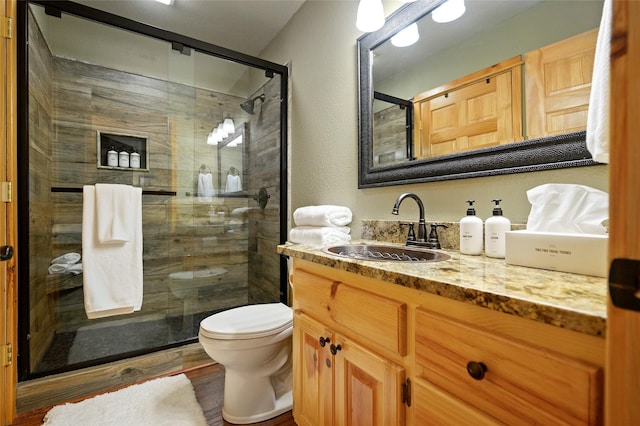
[200,303,292,340]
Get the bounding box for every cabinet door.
[412,55,522,159]
[525,28,597,138]
[418,71,519,157]
[293,312,334,426]
[333,333,406,426]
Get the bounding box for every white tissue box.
[505,230,608,277]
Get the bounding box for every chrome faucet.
[391,192,428,246]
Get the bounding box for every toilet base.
[222,390,292,424]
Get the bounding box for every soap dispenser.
[107,146,118,167]
[485,199,511,259]
[460,200,483,255]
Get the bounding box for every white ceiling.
[73,0,307,56]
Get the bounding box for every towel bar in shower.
[51,187,177,196]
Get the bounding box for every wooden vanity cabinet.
[290,259,604,425]
[292,267,408,426]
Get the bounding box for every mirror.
[218,124,248,193]
[358,0,603,188]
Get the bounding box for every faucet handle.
[426,223,448,249]
[400,222,416,242]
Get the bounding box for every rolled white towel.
[48,262,84,275]
[67,263,83,275]
[48,264,68,275]
[293,205,352,227]
[51,252,81,265]
[289,226,352,247]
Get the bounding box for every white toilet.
[198,302,293,424]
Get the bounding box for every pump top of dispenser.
[465,200,477,216]
[491,199,504,216]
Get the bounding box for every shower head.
[240,94,265,115]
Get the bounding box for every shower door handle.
[0,245,13,261]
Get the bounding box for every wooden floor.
[10,363,297,426]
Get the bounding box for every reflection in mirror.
[372,91,413,166]
[358,0,603,187]
[218,125,247,193]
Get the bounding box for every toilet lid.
[199,303,293,340]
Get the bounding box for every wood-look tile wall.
[28,11,55,371]
[245,78,283,305]
[26,11,283,371]
[373,104,407,165]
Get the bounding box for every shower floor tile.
[33,311,215,375]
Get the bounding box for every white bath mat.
[42,373,207,426]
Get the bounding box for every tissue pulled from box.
[526,184,608,235]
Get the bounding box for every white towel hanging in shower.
[82,184,143,319]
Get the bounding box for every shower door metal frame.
[16,0,289,380]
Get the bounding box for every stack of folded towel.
[48,252,83,275]
[289,205,352,246]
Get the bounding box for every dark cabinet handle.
[0,245,13,261]
[466,361,487,380]
[330,343,342,355]
[319,336,330,347]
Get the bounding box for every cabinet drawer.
[414,377,500,425]
[294,269,407,356]
[415,309,602,425]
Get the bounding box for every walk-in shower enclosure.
[17,1,288,379]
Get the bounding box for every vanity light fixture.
[356,0,385,32]
[391,23,419,47]
[223,118,235,133]
[432,0,466,23]
[154,0,175,5]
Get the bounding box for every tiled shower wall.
[27,11,283,370]
[27,11,55,371]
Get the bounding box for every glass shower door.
[20,1,286,379]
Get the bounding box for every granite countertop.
[278,241,607,337]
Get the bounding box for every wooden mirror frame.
[357,0,597,188]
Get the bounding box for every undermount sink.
[323,244,450,263]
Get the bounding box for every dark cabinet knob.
[330,343,342,355]
[319,336,330,347]
[466,361,487,380]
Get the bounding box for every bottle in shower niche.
[459,200,483,255]
[118,149,130,168]
[130,150,140,169]
[484,199,511,259]
[107,146,118,167]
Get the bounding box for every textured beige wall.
[263,0,608,237]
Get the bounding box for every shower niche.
[97,131,149,171]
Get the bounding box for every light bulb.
[207,132,217,145]
[223,118,235,133]
[391,23,419,47]
[432,0,466,24]
[217,123,228,138]
[356,0,385,33]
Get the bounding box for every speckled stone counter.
[278,241,607,338]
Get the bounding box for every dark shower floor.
[34,311,215,374]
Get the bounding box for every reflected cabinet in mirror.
[357,0,603,188]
